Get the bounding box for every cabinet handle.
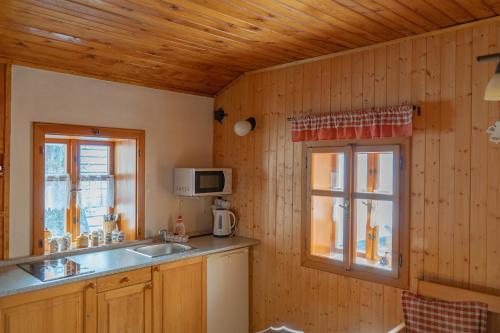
[145,283,152,290]
[120,276,130,283]
[153,266,160,272]
[87,282,96,289]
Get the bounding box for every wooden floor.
[214,18,500,332]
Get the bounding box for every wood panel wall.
[214,19,500,333]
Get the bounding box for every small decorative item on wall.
[486,121,500,144]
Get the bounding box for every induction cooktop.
[19,258,94,282]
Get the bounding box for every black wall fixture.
[214,108,228,123]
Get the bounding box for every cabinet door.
[153,257,203,333]
[97,282,152,333]
[0,280,96,333]
[207,248,249,333]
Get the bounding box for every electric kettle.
[212,209,236,237]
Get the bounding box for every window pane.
[79,145,112,232]
[353,199,393,271]
[80,207,108,234]
[311,152,345,191]
[80,145,110,175]
[355,151,393,194]
[45,143,67,175]
[45,208,66,237]
[44,143,68,237]
[310,195,347,262]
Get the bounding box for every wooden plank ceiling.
[0,0,499,96]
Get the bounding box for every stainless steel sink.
[128,243,195,258]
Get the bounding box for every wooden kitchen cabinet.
[152,257,204,333]
[0,257,208,333]
[96,269,152,333]
[0,279,96,333]
[97,281,152,333]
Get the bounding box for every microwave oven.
[174,168,232,196]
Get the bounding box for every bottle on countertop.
[174,214,186,236]
[174,199,186,236]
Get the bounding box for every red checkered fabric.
[402,291,488,333]
[288,104,413,142]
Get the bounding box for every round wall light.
[234,117,257,136]
[477,53,500,100]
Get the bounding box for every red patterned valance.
[288,104,414,142]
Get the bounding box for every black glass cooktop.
[19,258,94,282]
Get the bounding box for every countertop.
[0,235,259,297]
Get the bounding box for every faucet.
[158,229,168,243]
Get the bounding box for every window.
[78,143,114,234]
[44,140,115,238]
[33,123,145,255]
[303,141,409,288]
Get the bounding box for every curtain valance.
[288,104,414,142]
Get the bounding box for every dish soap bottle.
[174,199,186,236]
[174,214,185,236]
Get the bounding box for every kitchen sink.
[128,243,195,258]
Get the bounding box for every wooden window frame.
[301,138,410,289]
[33,123,145,255]
[0,63,11,259]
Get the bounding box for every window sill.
[40,239,152,260]
[355,257,392,272]
[301,256,408,289]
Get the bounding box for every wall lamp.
[234,117,256,136]
[214,108,228,123]
[477,53,500,101]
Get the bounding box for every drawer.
[97,267,151,292]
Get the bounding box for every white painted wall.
[10,66,214,258]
